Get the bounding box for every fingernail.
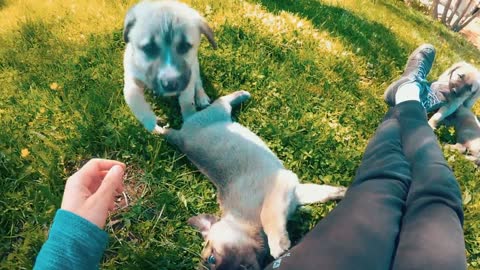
[111,165,124,174]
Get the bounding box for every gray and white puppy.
[429,61,480,129]
[444,106,480,165]
[123,0,217,133]
[156,91,346,269]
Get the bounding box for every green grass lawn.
[1,0,480,269]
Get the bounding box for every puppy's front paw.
[195,93,211,110]
[237,90,251,100]
[153,125,167,135]
[269,236,290,259]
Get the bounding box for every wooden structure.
[431,0,480,31]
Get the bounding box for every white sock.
[395,82,420,104]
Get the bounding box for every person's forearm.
[34,209,108,270]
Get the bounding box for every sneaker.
[384,44,436,106]
[423,82,445,112]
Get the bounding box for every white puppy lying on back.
[157,91,346,269]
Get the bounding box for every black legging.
[265,101,466,270]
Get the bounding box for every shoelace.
[418,80,442,112]
[415,55,434,79]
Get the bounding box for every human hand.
[61,159,126,229]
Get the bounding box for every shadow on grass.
[0,13,370,267]
[255,0,408,78]
[0,18,201,267]
[6,5,466,268]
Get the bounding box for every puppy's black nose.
[161,78,179,92]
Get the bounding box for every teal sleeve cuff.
[34,209,108,270]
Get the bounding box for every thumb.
[93,165,125,205]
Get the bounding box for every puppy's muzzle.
[154,66,191,95]
[161,78,179,92]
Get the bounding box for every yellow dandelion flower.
[50,82,60,90]
[21,148,30,158]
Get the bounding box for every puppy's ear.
[123,5,137,43]
[448,66,461,79]
[198,20,217,49]
[188,214,218,239]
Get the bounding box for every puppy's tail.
[294,183,347,205]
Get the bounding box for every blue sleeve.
[34,209,108,270]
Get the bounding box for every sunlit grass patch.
[1,0,480,269]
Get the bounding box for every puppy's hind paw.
[331,186,347,200]
[269,237,291,259]
[230,90,251,107]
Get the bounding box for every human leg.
[264,44,439,270]
[264,109,411,270]
[391,100,466,270]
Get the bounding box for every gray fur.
[161,91,346,269]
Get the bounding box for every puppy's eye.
[140,41,160,57]
[207,254,216,265]
[177,41,192,54]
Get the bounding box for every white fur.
[429,62,480,129]
[123,0,214,132]
[165,91,347,265]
